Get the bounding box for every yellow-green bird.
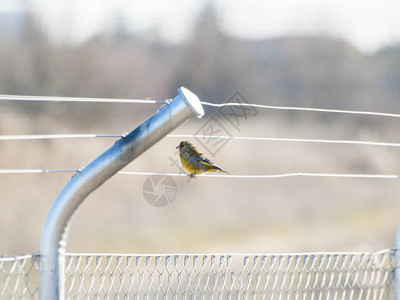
[176,141,229,178]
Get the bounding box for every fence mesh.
[0,254,39,299]
[64,249,395,300]
[0,250,395,299]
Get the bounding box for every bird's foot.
[189,173,197,179]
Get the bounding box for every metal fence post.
[396,222,400,300]
[39,87,204,300]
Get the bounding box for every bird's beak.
[176,145,179,149]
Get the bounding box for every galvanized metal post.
[39,87,204,300]
[396,222,400,300]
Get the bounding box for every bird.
[176,141,229,178]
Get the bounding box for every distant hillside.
[177,34,400,112]
[1,12,400,125]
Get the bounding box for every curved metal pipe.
[39,87,204,299]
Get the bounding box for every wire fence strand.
[2,134,400,149]
[201,101,400,118]
[167,134,400,148]
[0,134,122,140]
[1,93,400,118]
[0,169,78,174]
[118,171,400,179]
[0,169,398,179]
[0,94,164,104]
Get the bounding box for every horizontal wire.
[0,169,398,179]
[168,134,400,147]
[65,248,392,258]
[0,93,399,118]
[0,134,122,140]
[119,171,400,179]
[2,133,400,148]
[0,94,164,104]
[0,254,38,261]
[0,169,77,174]
[201,101,400,118]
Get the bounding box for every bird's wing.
[200,160,214,167]
[198,156,218,168]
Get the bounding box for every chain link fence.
[64,249,395,299]
[0,254,39,299]
[0,249,396,299]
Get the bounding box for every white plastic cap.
[177,87,204,118]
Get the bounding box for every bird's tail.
[213,167,229,175]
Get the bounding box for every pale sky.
[28,0,400,52]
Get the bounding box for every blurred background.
[1,0,400,255]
